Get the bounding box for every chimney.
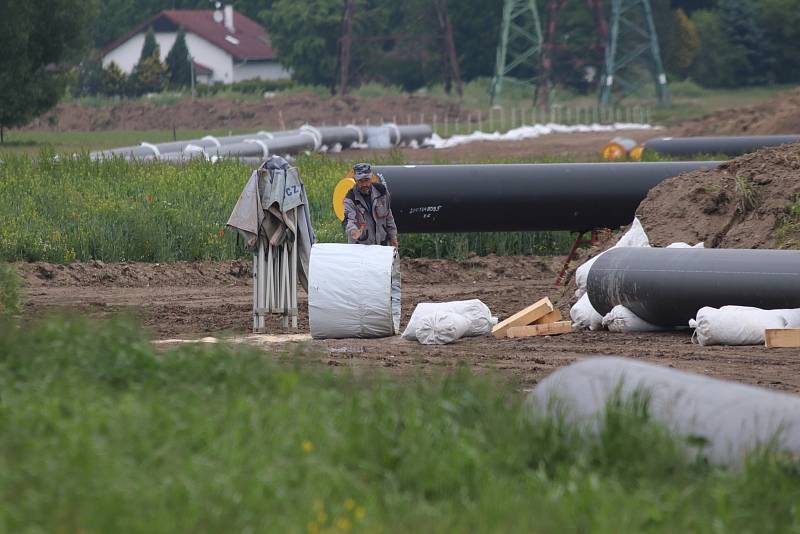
[223,5,235,33]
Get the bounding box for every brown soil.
[676,87,800,136]
[16,256,800,393]
[636,142,800,248]
[22,94,478,132]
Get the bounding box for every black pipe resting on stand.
[587,247,800,326]
[374,162,721,233]
[643,135,800,158]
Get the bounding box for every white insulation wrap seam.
[308,243,400,339]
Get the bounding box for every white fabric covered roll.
[308,243,400,339]
[530,357,800,465]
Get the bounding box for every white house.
[101,6,290,84]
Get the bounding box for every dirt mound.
[635,143,800,248]
[676,87,800,136]
[22,94,476,132]
[17,259,252,288]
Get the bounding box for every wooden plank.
[765,328,800,348]
[507,321,573,338]
[533,309,562,325]
[491,297,554,338]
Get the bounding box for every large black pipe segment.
[333,162,721,233]
[643,135,800,158]
[587,247,800,327]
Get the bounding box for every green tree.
[718,0,770,85]
[689,9,741,87]
[73,56,106,97]
[139,26,160,62]
[0,0,97,141]
[760,0,800,83]
[661,8,700,79]
[262,0,342,87]
[130,26,166,95]
[165,27,192,87]
[102,61,128,95]
[130,56,167,95]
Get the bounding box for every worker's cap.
[353,162,372,181]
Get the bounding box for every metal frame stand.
[252,213,299,333]
[554,229,609,286]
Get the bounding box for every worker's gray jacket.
[343,183,398,245]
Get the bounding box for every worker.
[343,162,399,247]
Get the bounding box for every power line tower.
[490,0,544,106]
[599,0,670,107]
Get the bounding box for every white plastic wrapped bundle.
[529,357,800,465]
[308,244,400,339]
[415,311,472,345]
[689,306,788,346]
[602,305,666,333]
[402,299,495,341]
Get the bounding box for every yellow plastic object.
[332,170,380,221]
[601,141,627,161]
[629,144,644,161]
[601,136,637,161]
[333,177,355,221]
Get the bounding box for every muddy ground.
[17,256,800,393]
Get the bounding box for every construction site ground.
[17,255,800,394]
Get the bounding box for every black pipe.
[644,135,800,158]
[586,247,800,326]
[373,162,721,233]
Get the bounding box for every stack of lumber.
[765,328,800,348]
[491,297,573,338]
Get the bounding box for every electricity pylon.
[489,0,543,106]
[599,0,670,107]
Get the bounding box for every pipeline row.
[90,124,433,162]
[334,162,723,234]
[604,134,800,160]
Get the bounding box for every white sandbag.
[574,217,650,298]
[308,243,400,339]
[689,305,787,346]
[529,357,800,465]
[602,305,666,333]
[777,309,800,327]
[570,293,604,331]
[415,311,472,345]
[402,299,495,341]
[666,241,705,248]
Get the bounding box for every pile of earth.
[676,87,800,136]
[21,93,479,132]
[635,142,800,249]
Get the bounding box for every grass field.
[0,152,573,263]
[1,312,799,532]
[0,128,259,156]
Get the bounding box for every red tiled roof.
[102,9,278,62]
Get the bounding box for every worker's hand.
[350,223,366,240]
[389,239,399,248]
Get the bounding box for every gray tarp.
[226,156,315,289]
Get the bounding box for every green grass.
[1,313,799,532]
[0,128,262,156]
[0,152,574,263]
